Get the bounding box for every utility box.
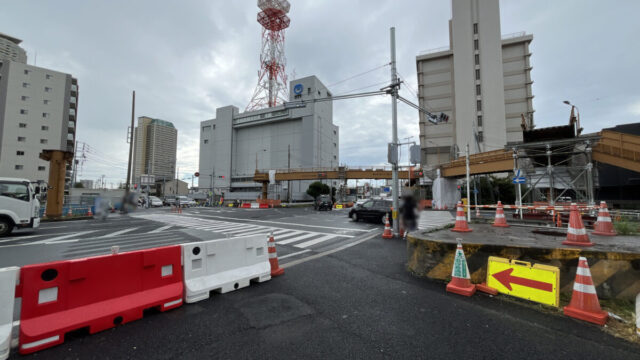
[409,145,421,165]
[387,143,398,164]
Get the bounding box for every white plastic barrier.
[182,235,271,303]
[0,267,19,360]
[250,203,259,209]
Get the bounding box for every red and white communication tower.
[246,0,291,111]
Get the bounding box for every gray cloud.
[2,0,638,186]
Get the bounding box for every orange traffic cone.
[451,201,472,232]
[267,231,284,277]
[563,257,608,325]
[382,214,393,239]
[492,201,509,228]
[562,203,593,246]
[67,207,73,217]
[592,201,616,236]
[556,212,562,228]
[446,239,476,296]
[87,207,93,217]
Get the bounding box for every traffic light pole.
[390,27,400,237]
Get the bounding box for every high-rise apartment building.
[416,0,534,166]
[132,116,177,184]
[0,32,27,63]
[0,39,78,183]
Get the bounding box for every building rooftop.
[149,118,175,128]
[0,32,23,44]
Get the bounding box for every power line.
[327,63,391,89]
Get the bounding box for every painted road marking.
[295,234,336,248]
[148,225,172,233]
[192,214,370,232]
[279,249,311,260]
[277,232,320,245]
[282,232,378,269]
[100,227,139,238]
[31,230,97,244]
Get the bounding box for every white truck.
[0,177,41,236]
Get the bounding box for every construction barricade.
[18,246,183,355]
[1,267,19,360]
[182,235,271,304]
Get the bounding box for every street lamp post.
[563,100,580,134]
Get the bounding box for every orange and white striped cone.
[67,207,73,217]
[562,203,593,246]
[592,201,616,236]
[492,201,509,228]
[267,231,284,277]
[42,207,46,219]
[556,212,562,228]
[87,206,93,217]
[382,214,393,239]
[475,206,480,218]
[446,239,476,297]
[563,257,608,325]
[451,201,472,232]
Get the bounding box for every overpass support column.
[39,150,72,218]
[261,182,268,200]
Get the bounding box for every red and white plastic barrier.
[17,246,183,354]
[462,203,599,211]
[1,267,19,360]
[181,235,271,304]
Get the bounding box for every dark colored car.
[314,195,333,211]
[349,199,393,224]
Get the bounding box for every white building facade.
[416,0,534,166]
[0,32,27,64]
[199,75,339,201]
[0,57,78,183]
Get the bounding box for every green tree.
[73,182,84,188]
[306,181,330,199]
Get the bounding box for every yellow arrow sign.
[486,257,560,307]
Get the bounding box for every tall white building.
[0,32,27,64]
[199,75,339,200]
[416,0,534,166]
[132,116,177,184]
[0,52,78,183]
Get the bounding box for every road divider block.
[1,267,19,360]
[182,235,271,303]
[18,246,183,355]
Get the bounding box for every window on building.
[475,69,480,80]
[23,69,30,75]
[476,84,481,95]
[474,39,479,50]
[41,125,49,131]
[202,125,211,131]
[16,151,24,156]
[333,130,337,135]
[473,23,478,34]
[19,123,27,128]
[15,165,23,170]
[38,166,46,171]
[42,112,49,118]
[22,82,29,88]
[17,136,25,142]
[21,95,29,101]
[46,74,52,79]
[334,155,337,160]
[477,115,482,127]
[334,143,337,147]
[477,100,482,111]
[43,100,49,105]
[44,87,52,92]
[307,87,311,95]
[477,131,484,142]
[40,139,48,144]
[203,139,209,144]
[20,109,28,115]
[475,54,479,65]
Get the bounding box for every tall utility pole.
[125,91,135,195]
[465,144,471,223]
[389,27,400,236]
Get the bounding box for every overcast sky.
[2,0,639,187]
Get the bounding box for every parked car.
[163,195,176,206]
[314,195,333,211]
[176,196,196,207]
[349,199,393,224]
[148,196,163,207]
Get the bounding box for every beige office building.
[132,116,177,184]
[0,32,27,64]
[416,0,534,166]
[0,53,78,183]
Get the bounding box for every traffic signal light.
[439,112,449,122]
[134,184,138,189]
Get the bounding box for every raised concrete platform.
[407,223,640,301]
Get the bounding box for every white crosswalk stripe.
[131,213,352,250]
[147,225,172,233]
[416,211,455,232]
[100,227,139,238]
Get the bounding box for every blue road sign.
[383,187,391,192]
[512,177,526,184]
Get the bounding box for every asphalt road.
[4,207,640,359]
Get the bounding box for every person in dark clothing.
[400,194,418,238]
